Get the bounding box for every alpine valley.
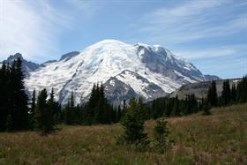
[1,39,219,105]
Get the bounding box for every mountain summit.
[0,53,39,76]
[25,39,206,104]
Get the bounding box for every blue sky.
[0,0,246,78]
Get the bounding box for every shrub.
[117,98,149,150]
[151,118,169,153]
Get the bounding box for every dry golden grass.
[0,103,246,165]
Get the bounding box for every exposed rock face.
[2,40,209,105]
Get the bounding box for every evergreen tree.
[151,98,165,119]
[35,89,55,134]
[237,76,247,103]
[0,63,8,131]
[152,118,169,153]
[47,88,56,128]
[231,84,237,103]
[7,58,29,130]
[185,94,198,115]
[221,80,231,106]
[116,105,122,122]
[117,98,149,147]
[31,90,36,115]
[202,102,211,115]
[171,96,180,116]
[64,93,75,125]
[137,98,146,121]
[84,83,114,124]
[29,90,36,129]
[207,81,218,107]
[84,84,97,124]
[35,89,47,132]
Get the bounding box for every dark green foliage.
[0,55,245,134]
[34,89,60,134]
[184,94,198,115]
[151,98,165,119]
[207,81,218,107]
[117,98,149,148]
[64,93,74,125]
[35,89,48,133]
[152,118,169,153]
[0,58,29,131]
[144,94,199,120]
[170,96,181,116]
[237,76,247,103]
[231,84,237,103]
[83,83,117,124]
[31,90,36,116]
[29,90,36,129]
[47,88,61,127]
[63,93,83,125]
[0,63,8,131]
[116,105,122,122]
[221,80,231,106]
[61,83,120,125]
[202,102,211,116]
[145,77,247,119]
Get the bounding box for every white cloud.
[0,0,58,61]
[0,0,102,63]
[128,0,247,78]
[64,0,105,19]
[130,0,247,46]
[175,44,247,60]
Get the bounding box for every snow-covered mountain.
[0,53,39,76]
[23,39,207,105]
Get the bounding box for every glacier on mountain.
[24,39,206,105]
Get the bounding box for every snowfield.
[25,39,205,104]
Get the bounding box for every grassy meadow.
[0,104,246,165]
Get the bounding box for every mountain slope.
[169,78,240,100]
[25,39,206,104]
[0,53,39,76]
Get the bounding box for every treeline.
[146,77,247,119]
[0,58,247,133]
[0,58,126,132]
[29,83,123,133]
[62,84,122,125]
[0,58,123,132]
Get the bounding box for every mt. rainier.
[24,39,206,104]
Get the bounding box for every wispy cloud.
[174,43,247,78]
[175,44,247,60]
[0,0,58,61]
[64,0,105,19]
[126,0,246,78]
[130,0,247,45]
[0,0,101,62]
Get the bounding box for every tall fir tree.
[237,76,247,103]
[29,90,36,129]
[31,90,36,115]
[35,89,47,132]
[64,92,80,125]
[84,83,114,124]
[47,88,56,129]
[7,58,29,131]
[207,81,218,107]
[221,80,231,106]
[35,89,55,134]
[117,98,149,146]
[0,63,9,131]
[152,118,169,153]
[231,84,237,103]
